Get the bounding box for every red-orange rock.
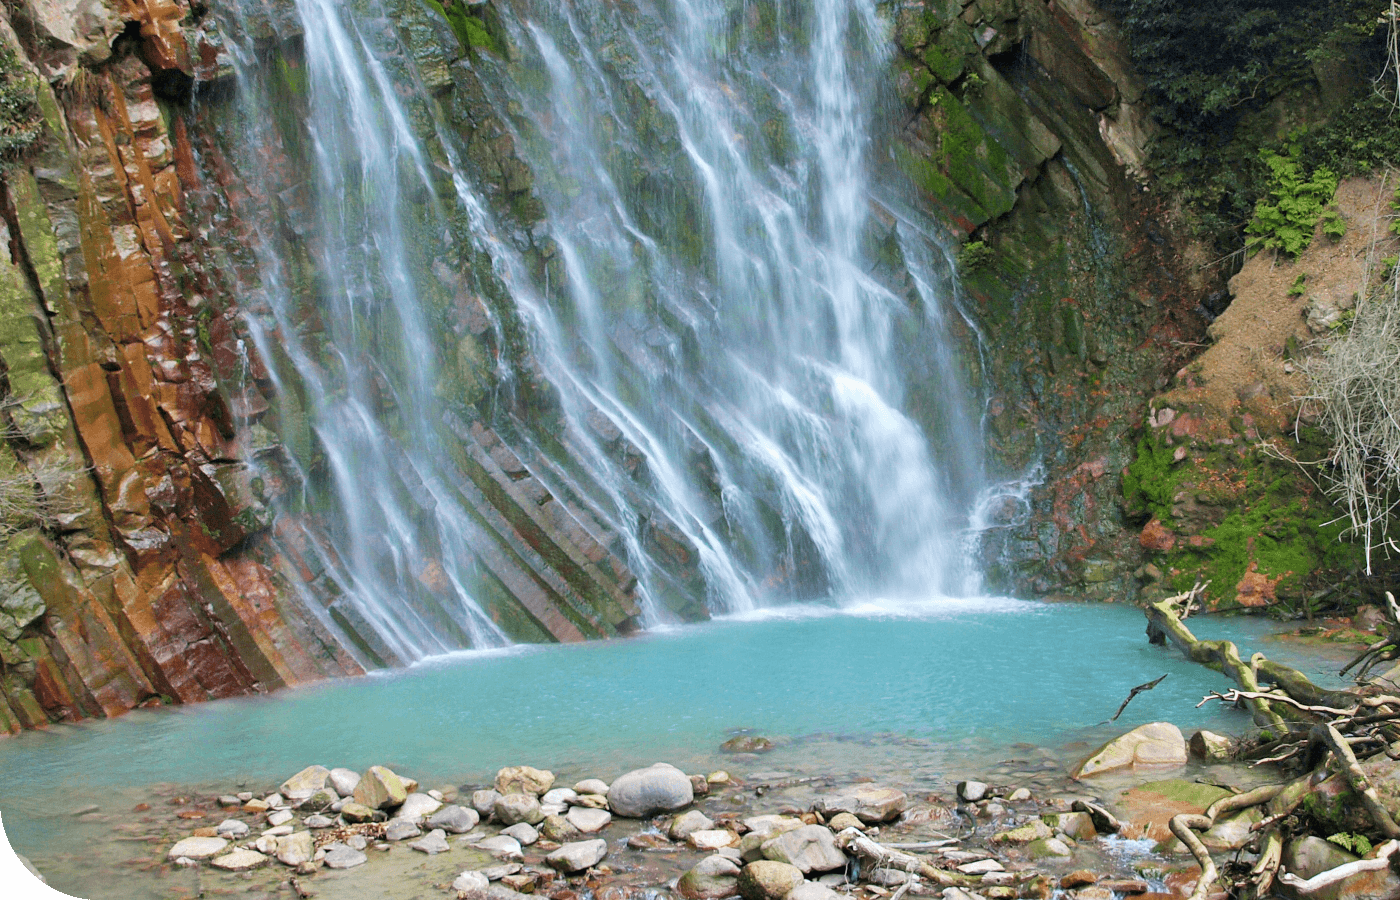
[1139,518,1177,552]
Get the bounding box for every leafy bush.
[957,239,995,272]
[1245,140,1339,256]
[0,48,41,163]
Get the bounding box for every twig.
[1101,674,1169,724]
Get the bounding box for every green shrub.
[1245,139,1339,256]
[1321,208,1346,239]
[0,49,41,163]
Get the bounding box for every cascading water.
[208,0,991,662]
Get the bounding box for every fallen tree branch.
[1314,724,1400,838]
[1278,840,1400,893]
[1102,674,1169,724]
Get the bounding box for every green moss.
[424,0,500,56]
[1123,433,1184,522]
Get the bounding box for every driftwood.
[1102,673,1169,724]
[1145,591,1400,899]
[843,833,981,888]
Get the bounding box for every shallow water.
[0,599,1350,898]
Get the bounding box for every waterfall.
[206,0,988,662]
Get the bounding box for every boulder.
[815,786,907,823]
[496,766,555,796]
[1074,723,1187,778]
[353,765,408,809]
[546,838,608,873]
[679,855,743,900]
[397,792,443,821]
[210,849,268,871]
[761,825,845,873]
[167,837,228,860]
[495,793,544,825]
[276,831,315,867]
[410,828,450,854]
[428,804,479,833]
[280,765,331,800]
[566,807,612,834]
[672,810,717,840]
[502,823,539,845]
[474,789,503,817]
[738,861,804,900]
[329,767,361,797]
[608,763,694,818]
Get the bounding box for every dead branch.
[1101,674,1169,724]
[1278,840,1400,894]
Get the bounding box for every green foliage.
[957,239,994,272]
[1288,274,1308,297]
[0,49,42,163]
[424,0,500,56]
[1327,832,1374,855]
[1383,255,1400,281]
[1245,139,1339,256]
[1321,207,1346,239]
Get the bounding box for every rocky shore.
[32,716,1383,900]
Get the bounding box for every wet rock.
[958,781,989,802]
[474,835,524,859]
[429,804,480,833]
[958,860,1005,875]
[628,832,671,850]
[280,765,331,800]
[276,831,315,867]
[744,816,804,839]
[692,774,712,797]
[458,884,533,900]
[212,849,268,870]
[1074,722,1186,778]
[329,768,361,797]
[1099,880,1149,894]
[679,854,743,900]
[496,792,544,825]
[761,825,845,873]
[304,814,333,829]
[690,829,739,851]
[397,792,443,821]
[322,843,367,869]
[243,798,270,813]
[410,828,450,854]
[267,809,293,827]
[566,807,612,834]
[608,763,694,817]
[501,873,536,892]
[540,814,582,842]
[672,810,716,840]
[1027,837,1073,859]
[1045,812,1097,841]
[341,802,376,823]
[575,778,609,795]
[868,868,916,887]
[298,789,338,813]
[167,836,228,860]
[218,795,241,808]
[480,862,523,880]
[384,819,422,841]
[825,813,863,832]
[1061,872,1099,889]
[739,860,805,900]
[993,820,1052,843]
[1188,730,1234,763]
[1008,788,1032,802]
[497,766,555,796]
[353,765,408,809]
[215,819,249,838]
[546,838,608,873]
[502,822,539,845]
[815,786,907,823]
[722,735,774,753]
[454,871,492,893]
[474,789,503,817]
[543,788,579,807]
[788,884,842,900]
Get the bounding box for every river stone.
[575,778,610,795]
[243,798,270,813]
[744,816,804,839]
[1189,730,1235,763]
[480,862,523,880]
[994,820,1052,843]
[340,802,376,823]
[826,813,863,833]
[502,822,539,845]
[867,868,915,886]
[168,836,228,860]
[1074,722,1187,778]
[958,859,1006,875]
[540,814,581,841]
[474,789,503,817]
[738,860,804,900]
[329,768,360,797]
[788,884,843,900]
[305,814,334,829]
[397,792,443,821]
[276,831,315,867]
[215,819,249,838]
[495,792,544,825]
[496,766,555,796]
[298,788,338,813]
[958,781,989,803]
[816,786,907,824]
[761,825,845,873]
[1027,837,1073,859]
[267,809,293,827]
[354,765,408,809]
[1045,812,1097,841]
[672,810,716,840]
[322,844,368,869]
[255,835,278,854]
[690,829,738,851]
[385,819,422,841]
[280,765,331,800]
[566,807,612,834]
[211,849,268,871]
[429,804,480,833]
[410,828,450,854]
[608,763,694,817]
[457,884,534,900]
[474,835,524,859]
[454,871,492,892]
[543,788,579,807]
[345,834,369,851]
[679,854,743,900]
[547,838,608,873]
[575,793,610,809]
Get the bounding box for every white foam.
[717,594,1036,623]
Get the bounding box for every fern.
[1245,139,1339,256]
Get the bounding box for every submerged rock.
[211,849,269,871]
[721,735,774,753]
[322,844,368,869]
[608,763,694,818]
[167,837,227,860]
